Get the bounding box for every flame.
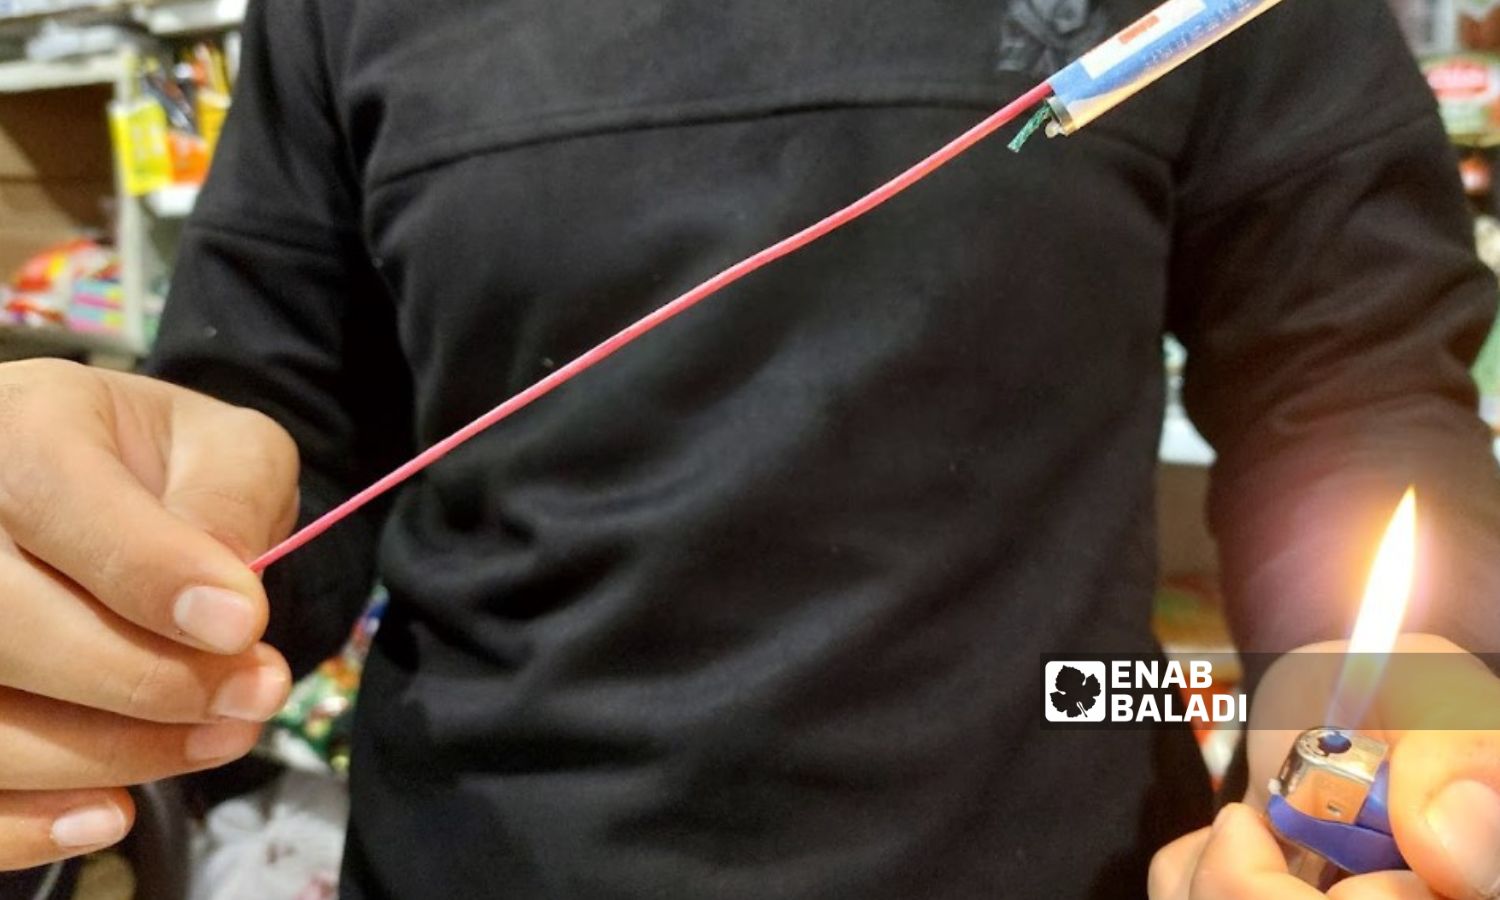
[1347,488,1417,655]
[1327,488,1417,727]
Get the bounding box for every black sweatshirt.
[147,1,1500,897]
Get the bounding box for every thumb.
[159,391,300,563]
[1391,730,1500,900]
[1384,651,1500,900]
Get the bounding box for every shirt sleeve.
[144,0,412,676]
[1168,0,1500,659]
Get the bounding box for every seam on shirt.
[185,215,365,254]
[366,78,1036,188]
[1178,101,1438,223]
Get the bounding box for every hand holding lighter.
[1268,728,1408,890]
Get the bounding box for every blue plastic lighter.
[1267,728,1408,890]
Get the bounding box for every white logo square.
[1045,660,1107,722]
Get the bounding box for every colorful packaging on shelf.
[6,244,76,326]
[1461,149,1495,198]
[109,97,173,197]
[3,238,119,333]
[67,275,124,335]
[197,89,231,153]
[111,42,238,198]
[269,591,388,775]
[1424,53,1500,144]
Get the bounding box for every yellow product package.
[196,90,231,155]
[108,98,173,197]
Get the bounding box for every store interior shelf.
[135,0,243,35]
[0,51,122,92]
[0,0,242,33]
[0,321,145,358]
[0,1,125,27]
[146,183,197,218]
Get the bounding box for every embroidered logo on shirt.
[997,0,1113,78]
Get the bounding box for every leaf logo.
[1044,661,1108,722]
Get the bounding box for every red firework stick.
[250,80,1056,573]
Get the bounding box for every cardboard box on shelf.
[0,84,111,274]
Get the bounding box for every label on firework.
[1047,0,1287,135]
[1077,0,1207,79]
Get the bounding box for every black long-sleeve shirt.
[147,1,1500,897]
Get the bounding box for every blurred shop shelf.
[0,1,125,27]
[146,183,197,218]
[0,51,121,91]
[135,0,243,35]
[0,0,244,33]
[0,320,145,359]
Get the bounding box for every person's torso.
[323,2,1213,896]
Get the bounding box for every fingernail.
[210,667,290,722]
[1426,780,1500,899]
[185,721,257,762]
[172,586,257,653]
[51,804,126,849]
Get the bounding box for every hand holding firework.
[0,362,295,871]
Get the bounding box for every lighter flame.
[1326,488,1417,728]
[1346,488,1417,655]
